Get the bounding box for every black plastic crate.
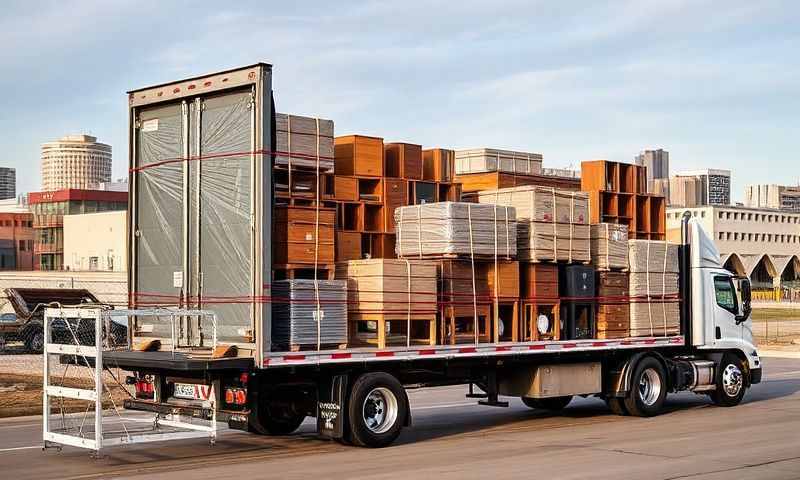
[559,265,596,299]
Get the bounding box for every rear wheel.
[709,355,747,407]
[249,396,306,435]
[624,357,667,417]
[521,395,573,410]
[347,372,407,448]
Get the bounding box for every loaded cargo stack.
[394,202,518,344]
[465,184,591,341]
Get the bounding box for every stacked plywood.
[628,240,680,337]
[335,259,437,316]
[590,223,629,271]
[469,186,589,263]
[275,113,335,173]
[394,202,517,259]
[455,148,542,175]
[271,280,347,349]
[336,259,437,347]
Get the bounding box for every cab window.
[714,276,738,314]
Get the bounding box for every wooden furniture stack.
[520,264,560,341]
[333,137,462,263]
[273,114,337,280]
[580,160,666,240]
[628,240,680,337]
[591,222,631,338]
[437,260,520,344]
[336,259,437,348]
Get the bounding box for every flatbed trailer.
[42,64,763,451]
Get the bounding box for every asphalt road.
[1,357,799,480]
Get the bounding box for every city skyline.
[1,1,799,200]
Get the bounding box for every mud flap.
[317,374,347,439]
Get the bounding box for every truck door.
[712,274,742,345]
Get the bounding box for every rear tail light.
[134,375,155,400]
[225,387,247,406]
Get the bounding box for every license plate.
[173,383,212,400]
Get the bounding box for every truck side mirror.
[736,278,752,324]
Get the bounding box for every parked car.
[1,288,126,353]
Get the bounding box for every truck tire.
[605,397,628,416]
[25,329,44,353]
[249,400,305,435]
[521,395,573,410]
[624,357,667,417]
[347,372,407,448]
[709,354,747,407]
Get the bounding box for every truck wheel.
[249,401,305,435]
[710,355,747,407]
[624,357,667,417]
[347,372,407,448]
[605,397,628,416]
[521,395,573,410]
[26,330,44,353]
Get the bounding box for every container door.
[133,102,187,345]
[191,89,254,344]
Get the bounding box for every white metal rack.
[42,307,220,454]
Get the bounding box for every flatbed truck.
[104,64,761,448]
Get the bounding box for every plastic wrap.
[470,186,588,223]
[271,280,347,348]
[394,202,517,258]
[590,223,629,271]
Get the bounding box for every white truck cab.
[685,214,761,395]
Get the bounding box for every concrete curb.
[759,350,800,359]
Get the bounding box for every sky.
[1,0,798,201]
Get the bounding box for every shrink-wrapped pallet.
[517,222,590,263]
[455,148,542,175]
[469,186,589,263]
[469,186,588,224]
[627,239,680,337]
[271,280,348,349]
[394,202,517,258]
[335,259,437,315]
[275,113,334,173]
[590,223,629,271]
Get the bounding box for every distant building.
[97,179,128,192]
[744,184,800,212]
[635,149,669,196]
[27,189,127,271]
[669,175,703,207]
[63,211,126,272]
[666,205,800,289]
[0,197,33,270]
[0,167,16,200]
[673,169,730,206]
[41,135,112,191]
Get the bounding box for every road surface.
[0,357,799,480]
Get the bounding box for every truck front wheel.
[347,372,407,448]
[624,357,667,417]
[709,355,747,407]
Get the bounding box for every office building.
[635,149,669,196]
[63,211,126,272]
[27,189,127,271]
[41,135,112,191]
[666,205,800,289]
[0,197,33,270]
[744,184,800,212]
[0,167,16,200]
[673,169,730,206]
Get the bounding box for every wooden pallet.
[273,264,336,280]
[348,312,436,349]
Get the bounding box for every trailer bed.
[260,335,684,367]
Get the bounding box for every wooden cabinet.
[385,143,422,180]
[335,135,383,177]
